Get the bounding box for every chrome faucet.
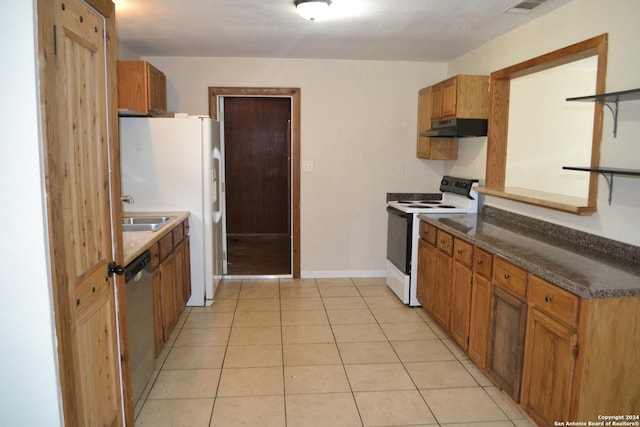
[121,195,135,204]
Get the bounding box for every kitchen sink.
[122,216,175,232]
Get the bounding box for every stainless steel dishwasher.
[125,250,154,410]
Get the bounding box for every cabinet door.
[417,238,437,311]
[521,309,578,427]
[159,251,178,340]
[449,261,472,350]
[417,86,458,160]
[440,78,458,118]
[173,239,186,315]
[417,87,432,136]
[488,285,528,402]
[148,64,167,115]
[181,236,192,305]
[431,84,443,120]
[468,273,491,370]
[432,250,453,329]
[152,267,163,356]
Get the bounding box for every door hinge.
[573,345,579,359]
[53,25,57,55]
[108,262,126,277]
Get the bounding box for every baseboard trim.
[301,270,386,278]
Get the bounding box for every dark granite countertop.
[418,210,640,299]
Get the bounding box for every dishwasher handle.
[125,250,152,282]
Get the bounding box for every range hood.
[420,118,488,138]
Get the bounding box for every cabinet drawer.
[150,242,160,270]
[494,257,528,300]
[530,276,580,328]
[172,220,185,244]
[437,230,453,256]
[473,247,493,279]
[420,221,437,246]
[158,232,174,261]
[453,238,473,268]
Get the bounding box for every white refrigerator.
[119,116,224,306]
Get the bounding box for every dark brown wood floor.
[226,234,290,275]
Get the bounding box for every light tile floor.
[135,277,537,427]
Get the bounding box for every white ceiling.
[114,0,573,62]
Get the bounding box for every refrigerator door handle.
[213,146,222,223]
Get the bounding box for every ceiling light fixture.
[294,0,332,21]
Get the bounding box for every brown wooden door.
[521,309,578,427]
[488,285,528,402]
[224,97,291,235]
[39,0,123,425]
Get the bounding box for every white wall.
[141,56,447,275]
[0,2,63,426]
[447,0,640,246]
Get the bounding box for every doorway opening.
[208,87,301,278]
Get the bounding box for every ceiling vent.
[504,0,549,14]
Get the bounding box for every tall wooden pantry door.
[38,0,124,425]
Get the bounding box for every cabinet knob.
[477,259,483,265]
[545,295,552,303]
[504,273,510,279]
[440,239,445,244]
[457,249,463,254]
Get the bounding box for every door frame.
[208,87,301,278]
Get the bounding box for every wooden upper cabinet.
[431,75,489,120]
[416,75,488,160]
[416,86,458,160]
[117,60,167,116]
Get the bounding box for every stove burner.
[418,201,441,204]
[437,205,457,209]
[408,205,432,208]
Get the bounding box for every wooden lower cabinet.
[433,250,453,329]
[521,308,578,427]
[416,224,440,316]
[152,219,191,355]
[152,266,163,355]
[449,260,472,350]
[468,248,493,370]
[449,238,474,350]
[417,220,640,425]
[180,236,192,305]
[416,238,437,311]
[468,273,491,369]
[159,250,178,341]
[487,285,528,402]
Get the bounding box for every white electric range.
[386,176,479,306]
